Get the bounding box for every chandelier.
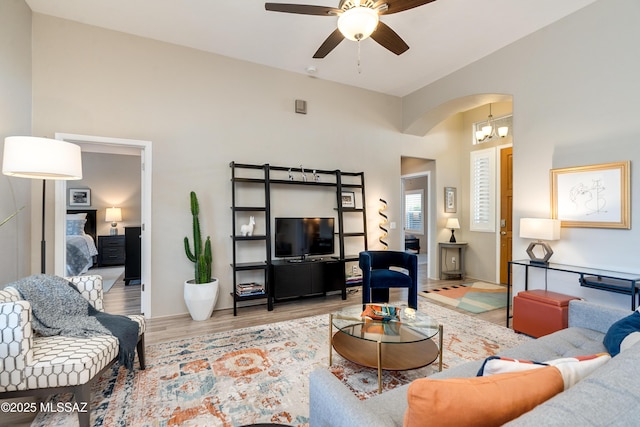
[475,104,509,142]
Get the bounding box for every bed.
[66,209,99,276]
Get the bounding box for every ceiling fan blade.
[265,3,341,16]
[376,0,437,15]
[370,22,409,55]
[313,28,345,58]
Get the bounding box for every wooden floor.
[104,263,510,346]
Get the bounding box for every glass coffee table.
[330,303,443,393]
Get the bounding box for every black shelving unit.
[230,162,368,315]
[230,163,271,316]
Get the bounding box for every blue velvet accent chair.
[359,250,418,309]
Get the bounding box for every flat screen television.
[275,217,335,259]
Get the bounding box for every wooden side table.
[439,242,467,280]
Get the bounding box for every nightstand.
[98,235,125,266]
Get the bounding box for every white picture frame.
[68,188,91,207]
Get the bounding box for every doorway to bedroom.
[53,133,152,317]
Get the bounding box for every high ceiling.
[25,0,597,97]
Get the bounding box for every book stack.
[236,282,265,296]
[346,275,362,286]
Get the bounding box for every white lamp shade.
[338,7,379,41]
[3,136,82,180]
[498,126,509,137]
[105,207,122,223]
[520,218,561,241]
[445,218,460,229]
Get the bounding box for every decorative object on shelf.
[183,191,219,321]
[300,165,307,182]
[519,218,561,265]
[444,186,456,213]
[342,191,355,208]
[240,216,255,236]
[3,136,83,273]
[288,168,294,181]
[313,170,320,182]
[378,198,388,250]
[475,103,509,142]
[551,161,630,229]
[445,217,460,243]
[105,207,122,235]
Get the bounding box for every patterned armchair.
[0,275,145,427]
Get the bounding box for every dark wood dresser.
[124,226,142,285]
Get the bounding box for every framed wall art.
[68,188,91,207]
[444,187,457,213]
[341,191,355,208]
[551,161,630,229]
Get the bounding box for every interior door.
[499,146,513,284]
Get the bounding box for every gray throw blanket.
[10,274,138,370]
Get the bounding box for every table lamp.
[445,218,460,243]
[3,136,83,273]
[105,207,122,235]
[519,218,561,265]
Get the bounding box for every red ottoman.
[513,290,580,338]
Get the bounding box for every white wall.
[0,0,32,284]
[403,0,640,310]
[29,13,462,317]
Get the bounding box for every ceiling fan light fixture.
[337,6,379,41]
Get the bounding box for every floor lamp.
[2,136,83,274]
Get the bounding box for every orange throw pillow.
[403,366,564,427]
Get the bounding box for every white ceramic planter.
[184,278,219,321]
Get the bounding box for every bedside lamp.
[445,218,460,243]
[105,207,122,235]
[519,218,561,265]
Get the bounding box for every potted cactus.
[183,191,219,321]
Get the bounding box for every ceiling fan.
[265,0,438,59]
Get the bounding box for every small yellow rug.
[419,282,507,313]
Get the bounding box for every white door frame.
[53,133,153,318]
[401,171,431,278]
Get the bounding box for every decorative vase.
[184,278,219,321]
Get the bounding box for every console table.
[439,242,467,280]
[506,259,640,327]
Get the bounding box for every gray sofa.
[310,300,640,426]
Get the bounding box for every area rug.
[419,281,508,314]
[86,266,124,293]
[31,300,530,427]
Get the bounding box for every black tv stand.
[271,258,346,300]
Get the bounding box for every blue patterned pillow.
[66,219,86,235]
